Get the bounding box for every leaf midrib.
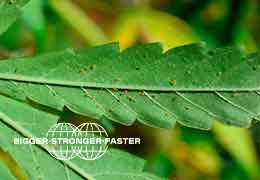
[0,74,259,91]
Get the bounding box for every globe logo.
[46,123,77,161]
[77,123,108,160]
[46,123,108,161]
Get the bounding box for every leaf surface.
[0,43,259,129]
[0,161,16,180]
[0,0,29,35]
[0,95,164,180]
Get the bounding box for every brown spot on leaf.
[232,92,240,97]
[80,64,96,72]
[84,92,95,99]
[128,96,136,102]
[170,80,177,86]
[139,91,145,96]
[165,112,170,117]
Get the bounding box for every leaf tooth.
[155,92,214,130]
[104,89,138,125]
[215,92,256,118]
[77,87,137,125]
[143,91,177,126]
[181,93,252,127]
[112,90,176,128]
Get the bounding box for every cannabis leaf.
[0,95,164,180]
[0,4,165,179]
[0,161,15,180]
[0,43,259,130]
[0,0,29,35]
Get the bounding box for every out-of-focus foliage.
[112,8,199,49]
[0,0,260,180]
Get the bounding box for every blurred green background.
[0,0,260,179]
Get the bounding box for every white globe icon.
[46,123,78,160]
[46,123,109,161]
[76,123,108,160]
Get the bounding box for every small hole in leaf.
[208,50,214,56]
[216,72,222,76]
[8,0,15,4]
[89,64,96,70]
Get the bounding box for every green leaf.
[0,161,16,180]
[22,0,46,52]
[213,122,260,177]
[0,0,29,36]
[0,43,259,129]
[112,8,198,49]
[0,95,164,180]
[0,42,259,90]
